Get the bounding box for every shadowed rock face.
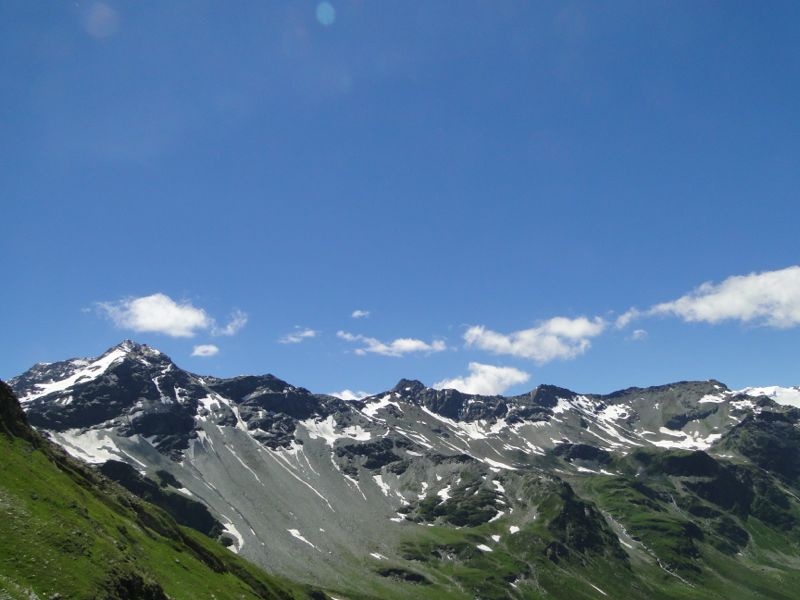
[0,380,32,440]
[98,459,224,538]
[392,379,577,422]
[101,570,170,600]
[719,410,800,483]
[552,443,612,465]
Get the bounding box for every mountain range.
[5,340,800,599]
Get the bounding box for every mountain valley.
[5,340,800,599]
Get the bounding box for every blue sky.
[2,1,799,396]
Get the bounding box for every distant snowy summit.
[738,385,800,408]
[9,340,798,464]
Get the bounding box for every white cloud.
[98,293,213,337]
[191,344,219,357]
[330,389,371,401]
[651,266,800,328]
[351,309,370,319]
[628,329,648,341]
[434,362,530,396]
[279,328,318,344]
[615,308,641,329]
[464,316,606,364]
[337,331,446,357]
[213,310,248,336]
[97,293,247,338]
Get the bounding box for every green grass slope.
[0,381,323,600]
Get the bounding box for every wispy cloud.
[464,316,606,364]
[434,362,530,396]
[351,309,370,319]
[213,310,248,336]
[279,327,318,344]
[96,293,247,339]
[191,344,219,357]
[627,329,648,341]
[329,389,371,401]
[614,308,641,329]
[337,331,446,357]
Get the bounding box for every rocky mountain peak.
[391,379,427,395]
[114,338,160,355]
[116,338,139,351]
[528,384,578,406]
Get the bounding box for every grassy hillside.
[0,381,322,600]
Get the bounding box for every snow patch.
[20,348,128,402]
[589,583,608,596]
[362,394,401,419]
[698,393,729,404]
[437,485,451,502]
[418,481,429,500]
[50,428,124,464]
[650,429,723,450]
[740,386,800,408]
[373,474,391,497]
[301,415,373,446]
[221,519,244,553]
[551,397,573,415]
[483,457,517,471]
[287,529,318,550]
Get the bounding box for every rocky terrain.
[7,340,800,599]
[0,379,322,600]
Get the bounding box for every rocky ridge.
[10,341,800,599]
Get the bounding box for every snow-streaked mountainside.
[738,385,800,408]
[10,340,800,599]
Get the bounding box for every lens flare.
[315,2,336,27]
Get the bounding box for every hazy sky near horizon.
[2,2,799,396]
